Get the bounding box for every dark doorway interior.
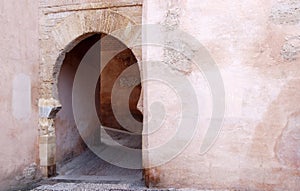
[55,33,143,182]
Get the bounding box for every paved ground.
[31,182,217,191]
[57,149,142,178]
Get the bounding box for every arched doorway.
[55,33,143,181]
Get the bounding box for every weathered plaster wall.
[143,0,300,190]
[0,0,39,190]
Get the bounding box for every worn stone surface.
[23,163,38,180]
[38,98,61,136]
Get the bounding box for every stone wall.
[39,0,143,177]
[143,0,300,190]
[0,0,39,190]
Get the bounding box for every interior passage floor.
[55,149,142,182]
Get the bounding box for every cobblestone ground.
[30,182,225,191]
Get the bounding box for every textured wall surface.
[1,0,299,190]
[143,0,300,190]
[0,0,39,190]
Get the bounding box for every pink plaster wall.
[143,0,300,190]
[0,0,39,190]
[0,0,299,190]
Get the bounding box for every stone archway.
[38,9,142,177]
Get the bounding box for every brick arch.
[51,10,138,100]
[38,9,142,177]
